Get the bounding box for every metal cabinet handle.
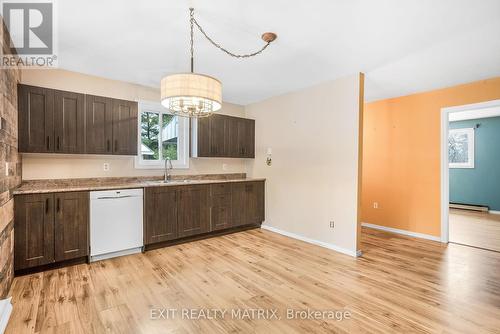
[56,198,60,213]
[45,198,49,214]
[96,195,132,200]
[114,139,118,151]
[46,136,50,150]
[107,139,110,152]
[56,136,60,150]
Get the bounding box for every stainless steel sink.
[147,179,196,185]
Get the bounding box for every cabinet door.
[209,115,228,157]
[14,194,55,270]
[18,85,55,153]
[230,183,246,227]
[54,90,85,153]
[244,182,265,224]
[243,119,255,158]
[210,183,232,231]
[231,182,265,227]
[86,95,113,154]
[54,192,89,261]
[195,117,211,157]
[144,187,178,244]
[112,99,138,155]
[229,117,254,158]
[178,185,210,237]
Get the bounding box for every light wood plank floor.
[7,227,500,334]
[450,209,500,252]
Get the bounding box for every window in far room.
[449,128,474,168]
[135,101,189,169]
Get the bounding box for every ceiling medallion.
[161,8,277,118]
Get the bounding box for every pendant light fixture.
[161,8,277,118]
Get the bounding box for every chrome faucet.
[164,157,173,182]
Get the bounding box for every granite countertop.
[13,173,266,195]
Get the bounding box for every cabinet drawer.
[211,183,231,196]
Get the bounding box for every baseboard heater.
[449,203,489,212]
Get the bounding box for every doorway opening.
[441,99,500,251]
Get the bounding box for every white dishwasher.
[90,188,143,262]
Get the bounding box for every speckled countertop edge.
[13,174,266,195]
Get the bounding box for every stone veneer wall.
[0,18,21,298]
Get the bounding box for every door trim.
[440,99,500,244]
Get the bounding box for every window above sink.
[135,101,189,169]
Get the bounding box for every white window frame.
[135,101,189,169]
[449,128,474,169]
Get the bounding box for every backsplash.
[21,154,247,180]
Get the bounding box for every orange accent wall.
[361,77,500,237]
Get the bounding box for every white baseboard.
[260,225,359,257]
[489,210,500,215]
[361,223,441,242]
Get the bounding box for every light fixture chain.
[191,12,271,59]
[190,8,195,72]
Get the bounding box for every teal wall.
[450,116,500,210]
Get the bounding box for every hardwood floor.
[7,227,500,333]
[449,209,500,252]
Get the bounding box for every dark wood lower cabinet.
[178,185,210,238]
[231,181,265,227]
[14,193,55,270]
[211,193,232,231]
[144,181,265,246]
[54,192,89,261]
[144,187,178,244]
[14,192,89,271]
[14,182,265,271]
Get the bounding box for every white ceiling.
[57,0,500,105]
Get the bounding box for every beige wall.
[21,69,247,179]
[245,74,362,256]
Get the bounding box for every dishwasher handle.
[96,195,134,200]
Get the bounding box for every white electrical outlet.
[103,163,110,171]
[373,202,379,209]
[222,163,228,171]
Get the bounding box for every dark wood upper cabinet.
[209,114,229,157]
[86,95,113,154]
[192,114,255,158]
[18,85,55,153]
[112,99,138,155]
[229,118,255,158]
[54,192,89,261]
[194,117,211,157]
[144,187,178,244]
[54,90,85,153]
[18,84,137,156]
[177,185,210,238]
[14,193,55,270]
